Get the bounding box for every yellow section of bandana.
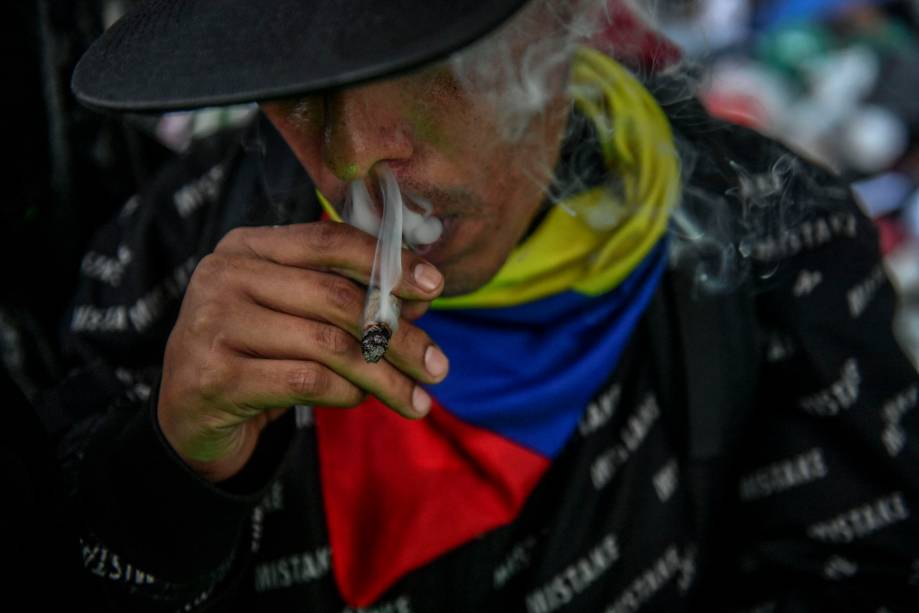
[432,47,681,309]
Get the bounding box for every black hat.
[72,0,530,113]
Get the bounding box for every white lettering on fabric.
[259,481,284,513]
[179,588,214,612]
[251,507,264,553]
[880,385,918,457]
[848,264,886,318]
[823,556,858,580]
[114,367,152,402]
[72,257,197,334]
[765,333,796,363]
[253,546,331,592]
[797,359,860,416]
[174,165,225,218]
[81,244,132,286]
[792,270,823,297]
[653,459,679,503]
[579,384,622,436]
[603,545,695,613]
[751,213,857,261]
[119,195,140,219]
[677,545,697,592]
[494,535,538,589]
[739,448,828,502]
[80,539,156,585]
[591,395,660,490]
[737,167,789,202]
[341,595,413,613]
[294,405,315,429]
[71,304,128,333]
[808,492,910,543]
[525,534,620,613]
[127,256,197,333]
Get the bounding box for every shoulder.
[119,112,321,247]
[649,79,877,298]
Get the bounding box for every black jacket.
[47,98,919,612]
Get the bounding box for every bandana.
[315,47,681,606]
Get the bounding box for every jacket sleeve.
[721,159,919,611]
[47,128,296,612]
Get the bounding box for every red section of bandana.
[315,397,549,607]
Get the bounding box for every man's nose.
[322,83,414,181]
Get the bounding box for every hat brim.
[72,0,529,113]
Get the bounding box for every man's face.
[260,59,570,296]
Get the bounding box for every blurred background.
[650,0,919,363]
[3,0,918,603]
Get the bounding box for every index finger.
[216,222,444,301]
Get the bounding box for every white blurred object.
[839,105,909,173]
[887,238,919,366]
[802,46,880,113]
[769,47,910,173]
[656,0,751,55]
[888,239,919,290]
[155,105,258,152]
[777,48,880,168]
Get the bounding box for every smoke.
[346,163,443,335]
[249,0,828,296]
[344,174,444,250]
[445,0,829,294]
[368,164,405,329]
[447,0,604,143]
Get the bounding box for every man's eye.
[284,95,325,126]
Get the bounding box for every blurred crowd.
[653,0,919,362]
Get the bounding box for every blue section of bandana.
[418,240,668,458]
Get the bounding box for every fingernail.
[424,345,449,379]
[412,386,432,416]
[413,263,442,292]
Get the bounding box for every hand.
[157,222,448,482]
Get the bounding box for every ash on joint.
[361,324,392,363]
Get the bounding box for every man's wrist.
[155,390,253,483]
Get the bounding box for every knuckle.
[287,364,327,398]
[196,360,233,402]
[313,324,353,357]
[307,221,346,253]
[216,226,248,251]
[321,276,361,314]
[186,301,225,337]
[192,253,231,289]
[393,323,429,359]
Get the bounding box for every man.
[56,0,919,611]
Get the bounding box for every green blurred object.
[756,23,835,87]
